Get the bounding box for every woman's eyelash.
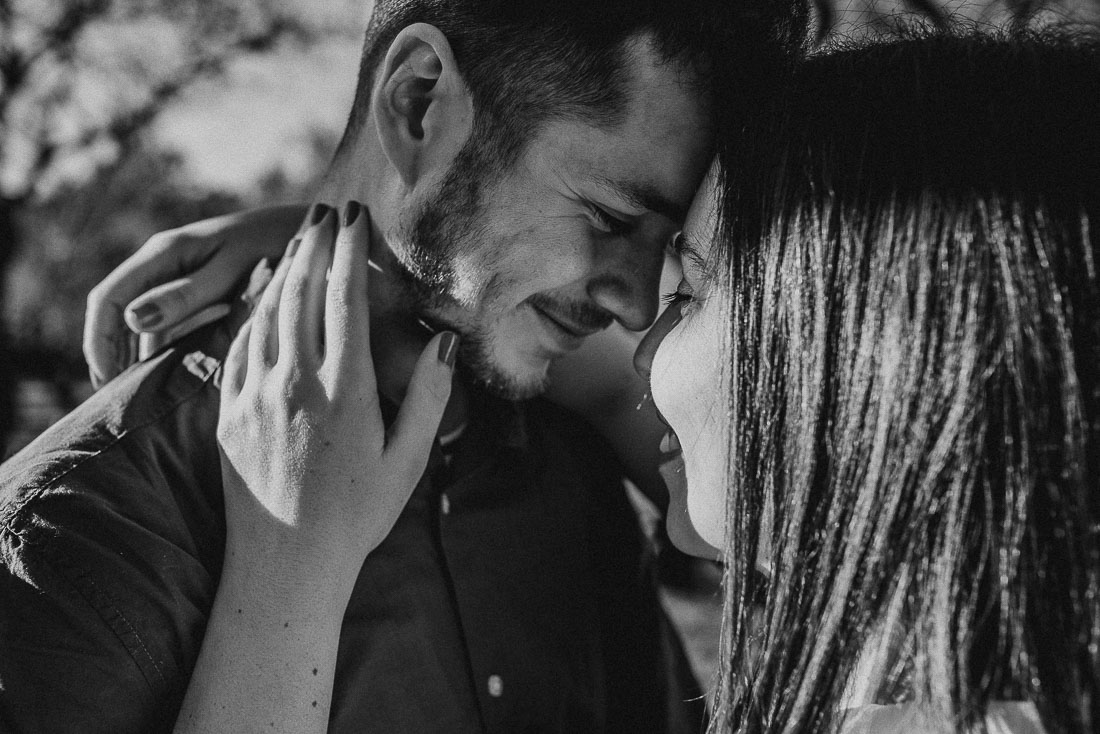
[661,290,693,306]
[667,233,686,256]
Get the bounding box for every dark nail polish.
[342,201,362,227]
[130,303,162,329]
[285,238,301,258]
[309,203,330,225]
[438,332,459,368]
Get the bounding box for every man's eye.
[589,205,632,236]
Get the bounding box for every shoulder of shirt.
[0,319,228,539]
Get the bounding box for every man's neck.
[312,154,468,435]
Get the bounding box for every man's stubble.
[390,138,548,401]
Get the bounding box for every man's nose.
[586,237,664,331]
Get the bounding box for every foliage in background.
[2,0,1100,457]
[0,0,357,453]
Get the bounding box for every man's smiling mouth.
[531,305,596,338]
[526,295,613,340]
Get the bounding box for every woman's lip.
[654,405,672,430]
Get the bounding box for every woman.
[88,29,1100,734]
[633,30,1100,733]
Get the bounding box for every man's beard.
[390,142,547,400]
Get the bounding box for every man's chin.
[459,341,552,401]
[469,364,550,401]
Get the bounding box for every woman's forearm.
[173,558,351,734]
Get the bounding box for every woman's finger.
[248,240,297,369]
[279,204,336,368]
[122,260,237,336]
[325,202,372,376]
[386,332,458,475]
[83,231,218,385]
[82,294,133,388]
[221,319,252,399]
[137,303,233,361]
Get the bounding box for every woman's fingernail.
[342,201,361,227]
[438,332,459,368]
[285,237,301,258]
[130,303,162,329]
[309,203,330,225]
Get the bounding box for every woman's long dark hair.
[710,30,1100,733]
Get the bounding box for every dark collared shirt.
[0,322,702,733]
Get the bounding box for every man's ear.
[373,23,473,188]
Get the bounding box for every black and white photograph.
[2,1,1100,732]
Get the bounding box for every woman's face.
[634,162,729,555]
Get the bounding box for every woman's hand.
[83,204,308,387]
[174,202,457,734]
[218,202,457,586]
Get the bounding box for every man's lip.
[653,405,672,431]
[530,304,604,338]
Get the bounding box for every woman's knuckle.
[247,388,271,416]
[144,231,176,255]
[164,286,192,311]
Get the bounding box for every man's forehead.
[527,43,713,225]
[589,173,690,224]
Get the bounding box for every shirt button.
[487,675,503,698]
[440,493,451,515]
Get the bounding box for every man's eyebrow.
[592,176,689,223]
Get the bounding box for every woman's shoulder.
[841,701,1046,734]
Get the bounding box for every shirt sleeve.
[0,527,175,733]
[0,323,229,734]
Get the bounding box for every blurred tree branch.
[0,0,356,453]
[0,0,321,206]
[1,0,1098,456]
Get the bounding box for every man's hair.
[340,0,809,174]
[710,29,1100,734]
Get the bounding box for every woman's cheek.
[651,297,732,548]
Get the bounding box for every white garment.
[841,702,1046,734]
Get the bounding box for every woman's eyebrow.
[674,232,707,269]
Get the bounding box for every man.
[0,1,804,731]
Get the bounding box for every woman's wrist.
[175,555,346,734]
[219,538,359,618]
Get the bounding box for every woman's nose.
[633,300,684,379]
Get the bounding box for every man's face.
[393,43,714,398]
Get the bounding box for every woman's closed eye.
[662,233,706,317]
[661,289,693,307]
